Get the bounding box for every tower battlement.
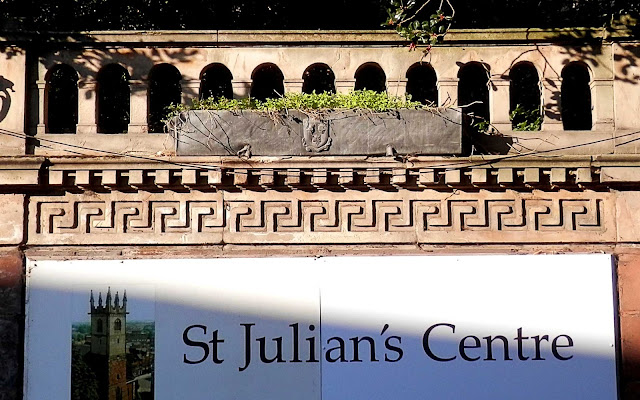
[90,287,128,314]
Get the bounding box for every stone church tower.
[89,288,132,400]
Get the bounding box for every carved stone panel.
[28,189,615,245]
[172,109,462,156]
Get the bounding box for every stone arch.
[96,64,130,134]
[250,63,285,101]
[45,64,78,133]
[509,61,542,130]
[406,62,438,105]
[114,318,122,331]
[561,62,592,130]
[148,63,182,133]
[200,63,233,100]
[302,63,336,94]
[354,62,386,92]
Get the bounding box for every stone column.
[335,79,355,94]
[284,79,303,94]
[128,80,148,134]
[437,78,458,107]
[489,78,512,132]
[387,79,408,97]
[541,77,563,131]
[77,79,97,134]
[181,79,201,105]
[35,80,46,135]
[592,78,615,131]
[232,80,252,99]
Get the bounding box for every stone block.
[621,313,640,380]
[0,251,23,315]
[601,167,640,183]
[173,109,462,156]
[0,195,24,245]
[616,191,640,243]
[618,254,640,312]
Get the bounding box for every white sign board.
[25,255,618,400]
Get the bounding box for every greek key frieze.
[29,191,614,244]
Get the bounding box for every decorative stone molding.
[28,189,614,245]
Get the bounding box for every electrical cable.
[2,126,640,175]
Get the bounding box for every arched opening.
[97,64,130,134]
[200,63,233,100]
[45,64,78,133]
[148,64,182,133]
[250,63,284,101]
[458,62,490,132]
[114,318,122,331]
[302,63,336,94]
[96,319,103,333]
[406,62,438,105]
[561,62,592,130]
[354,63,386,92]
[509,62,542,131]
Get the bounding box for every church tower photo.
[87,288,132,400]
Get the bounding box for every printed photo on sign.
[70,285,154,400]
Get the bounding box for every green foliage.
[3,0,640,32]
[382,0,454,50]
[167,90,427,120]
[510,104,542,131]
[70,349,99,400]
[472,119,491,133]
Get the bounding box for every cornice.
[3,155,640,191]
[0,27,634,47]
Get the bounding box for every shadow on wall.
[0,75,15,123]
[23,256,621,400]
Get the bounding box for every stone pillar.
[437,78,458,107]
[617,253,640,399]
[0,249,24,400]
[592,78,615,131]
[335,79,355,94]
[284,79,303,94]
[35,80,46,135]
[489,78,512,131]
[232,80,252,99]
[181,79,201,105]
[387,79,408,97]
[77,79,97,134]
[128,80,148,134]
[541,77,563,131]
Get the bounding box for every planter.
[168,108,463,156]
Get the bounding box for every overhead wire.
[1,126,640,175]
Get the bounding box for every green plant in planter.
[510,104,542,131]
[166,90,429,120]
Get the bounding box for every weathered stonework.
[172,109,463,156]
[2,28,640,400]
[28,189,613,245]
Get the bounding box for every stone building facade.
[2,28,640,398]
